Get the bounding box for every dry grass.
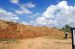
[0,37,72,49]
[0,20,72,49]
[0,20,71,39]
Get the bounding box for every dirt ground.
[0,37,72,49]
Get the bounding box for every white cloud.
[10,0,19,4]
[22,21,30,25]
[35,17,47,25]
[31,1,75,28]
[0,8,19,22]
[9,0,34,15]
[33,13,40,16]
[42,5,56,18]
[16,6,32,15]
[23,2,36,8]
[57,1,68,8]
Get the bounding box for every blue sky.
[0,0,75,28]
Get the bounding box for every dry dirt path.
[0,37,72,49]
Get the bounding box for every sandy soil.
[0,37,72,49]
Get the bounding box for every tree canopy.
[61,25,71,33]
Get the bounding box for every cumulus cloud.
[31,1,75,28]
[0,8,19,22]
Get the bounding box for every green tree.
[61,25,71,33]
